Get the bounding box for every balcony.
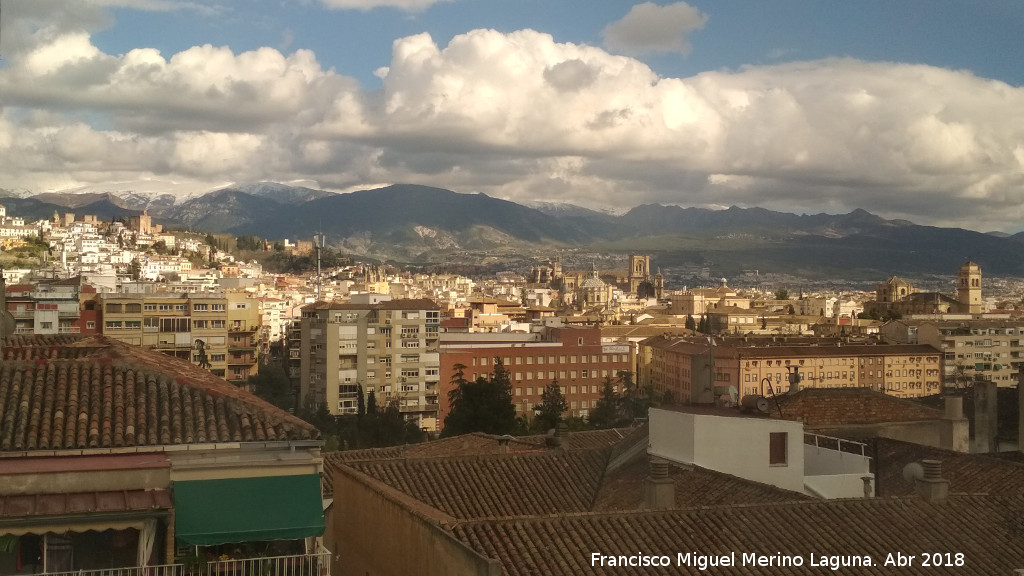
[38,546,331,576]
[399,403,436,413]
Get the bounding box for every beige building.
[881,319,1024,387]
[668,282,749,316]
[865,261,984,317]
[299,298,441,429]
[99,291,261,384]
[638,335,942,403]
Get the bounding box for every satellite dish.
[902,462,924,483]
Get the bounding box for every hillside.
[7,182,1024,278]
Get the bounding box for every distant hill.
[163,189,284,232]
[0,195,137,223]
[8,181,1024,278]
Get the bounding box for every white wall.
[648,408,805,493]
[803,444,871,476]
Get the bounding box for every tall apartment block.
[98,291,260,384]
[299,298,441,430]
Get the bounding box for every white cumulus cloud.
[603,2,708,55]
[2,8,1024,232]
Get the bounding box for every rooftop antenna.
[314,232,325,301]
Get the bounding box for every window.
[40,322,53,329]
[105,303,123,314]
[211,304,226,311]
[193,303,209,311]
[86,321,95,329]
[769,432,788,466]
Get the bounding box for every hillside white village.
[2,196,1024,574]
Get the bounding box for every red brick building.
[438,326,634,427]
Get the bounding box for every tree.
[533,380,568,432]
[617,370,648,422]
[761,316,767,330]
[442,360,517,437]
[588,376,620,428]
[775,288,790,300]
[128,257,141,281]
[685,315,696,331]
[247,362,295,412]
[697,314,709,334]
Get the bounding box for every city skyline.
[2,1,1024,231]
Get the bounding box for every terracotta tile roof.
[322,433,546,497]
[326,425,807,516]
[592,456,809,512]
[775,388,945,428]
[451,495,1024,576]
[0,335,319,454]
[347,450,609,519]
[1,334,108,361]
[515,428,636,451]
[873,438,1024,497]
[0,489,173,520]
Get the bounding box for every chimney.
[497,434,512,455]
[644,457,675,509]
[914,459,948,503]
[545,423,569,448]
[944,396,963,420]
[974,380,998,453]
[940,395,969,452]
[861,475,874,498]
[788,366,801,394]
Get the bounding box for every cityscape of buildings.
[2,199,1024,574]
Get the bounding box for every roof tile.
[0,335,318,454]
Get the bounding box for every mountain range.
[3,183,1024,279]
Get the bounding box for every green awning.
[174,474,325,546]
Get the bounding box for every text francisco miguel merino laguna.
[590,551,961,570]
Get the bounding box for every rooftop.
[774,388,947,428]
[0,335,319,455]
[451,494,1024,576]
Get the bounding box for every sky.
[1,1,1024,232]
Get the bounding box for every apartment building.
[98,291,261,384]
[881,319,1024,387]
[3,281,84,336]
[638,336,942,402]
[438,326,635,426]
[299,298,441,429]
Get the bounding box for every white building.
[648,407,873,499]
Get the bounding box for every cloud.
[319,0,454,11]
[603,2,708,56]
[2,13,1024,232]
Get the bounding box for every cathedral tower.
[957,261,982,314]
